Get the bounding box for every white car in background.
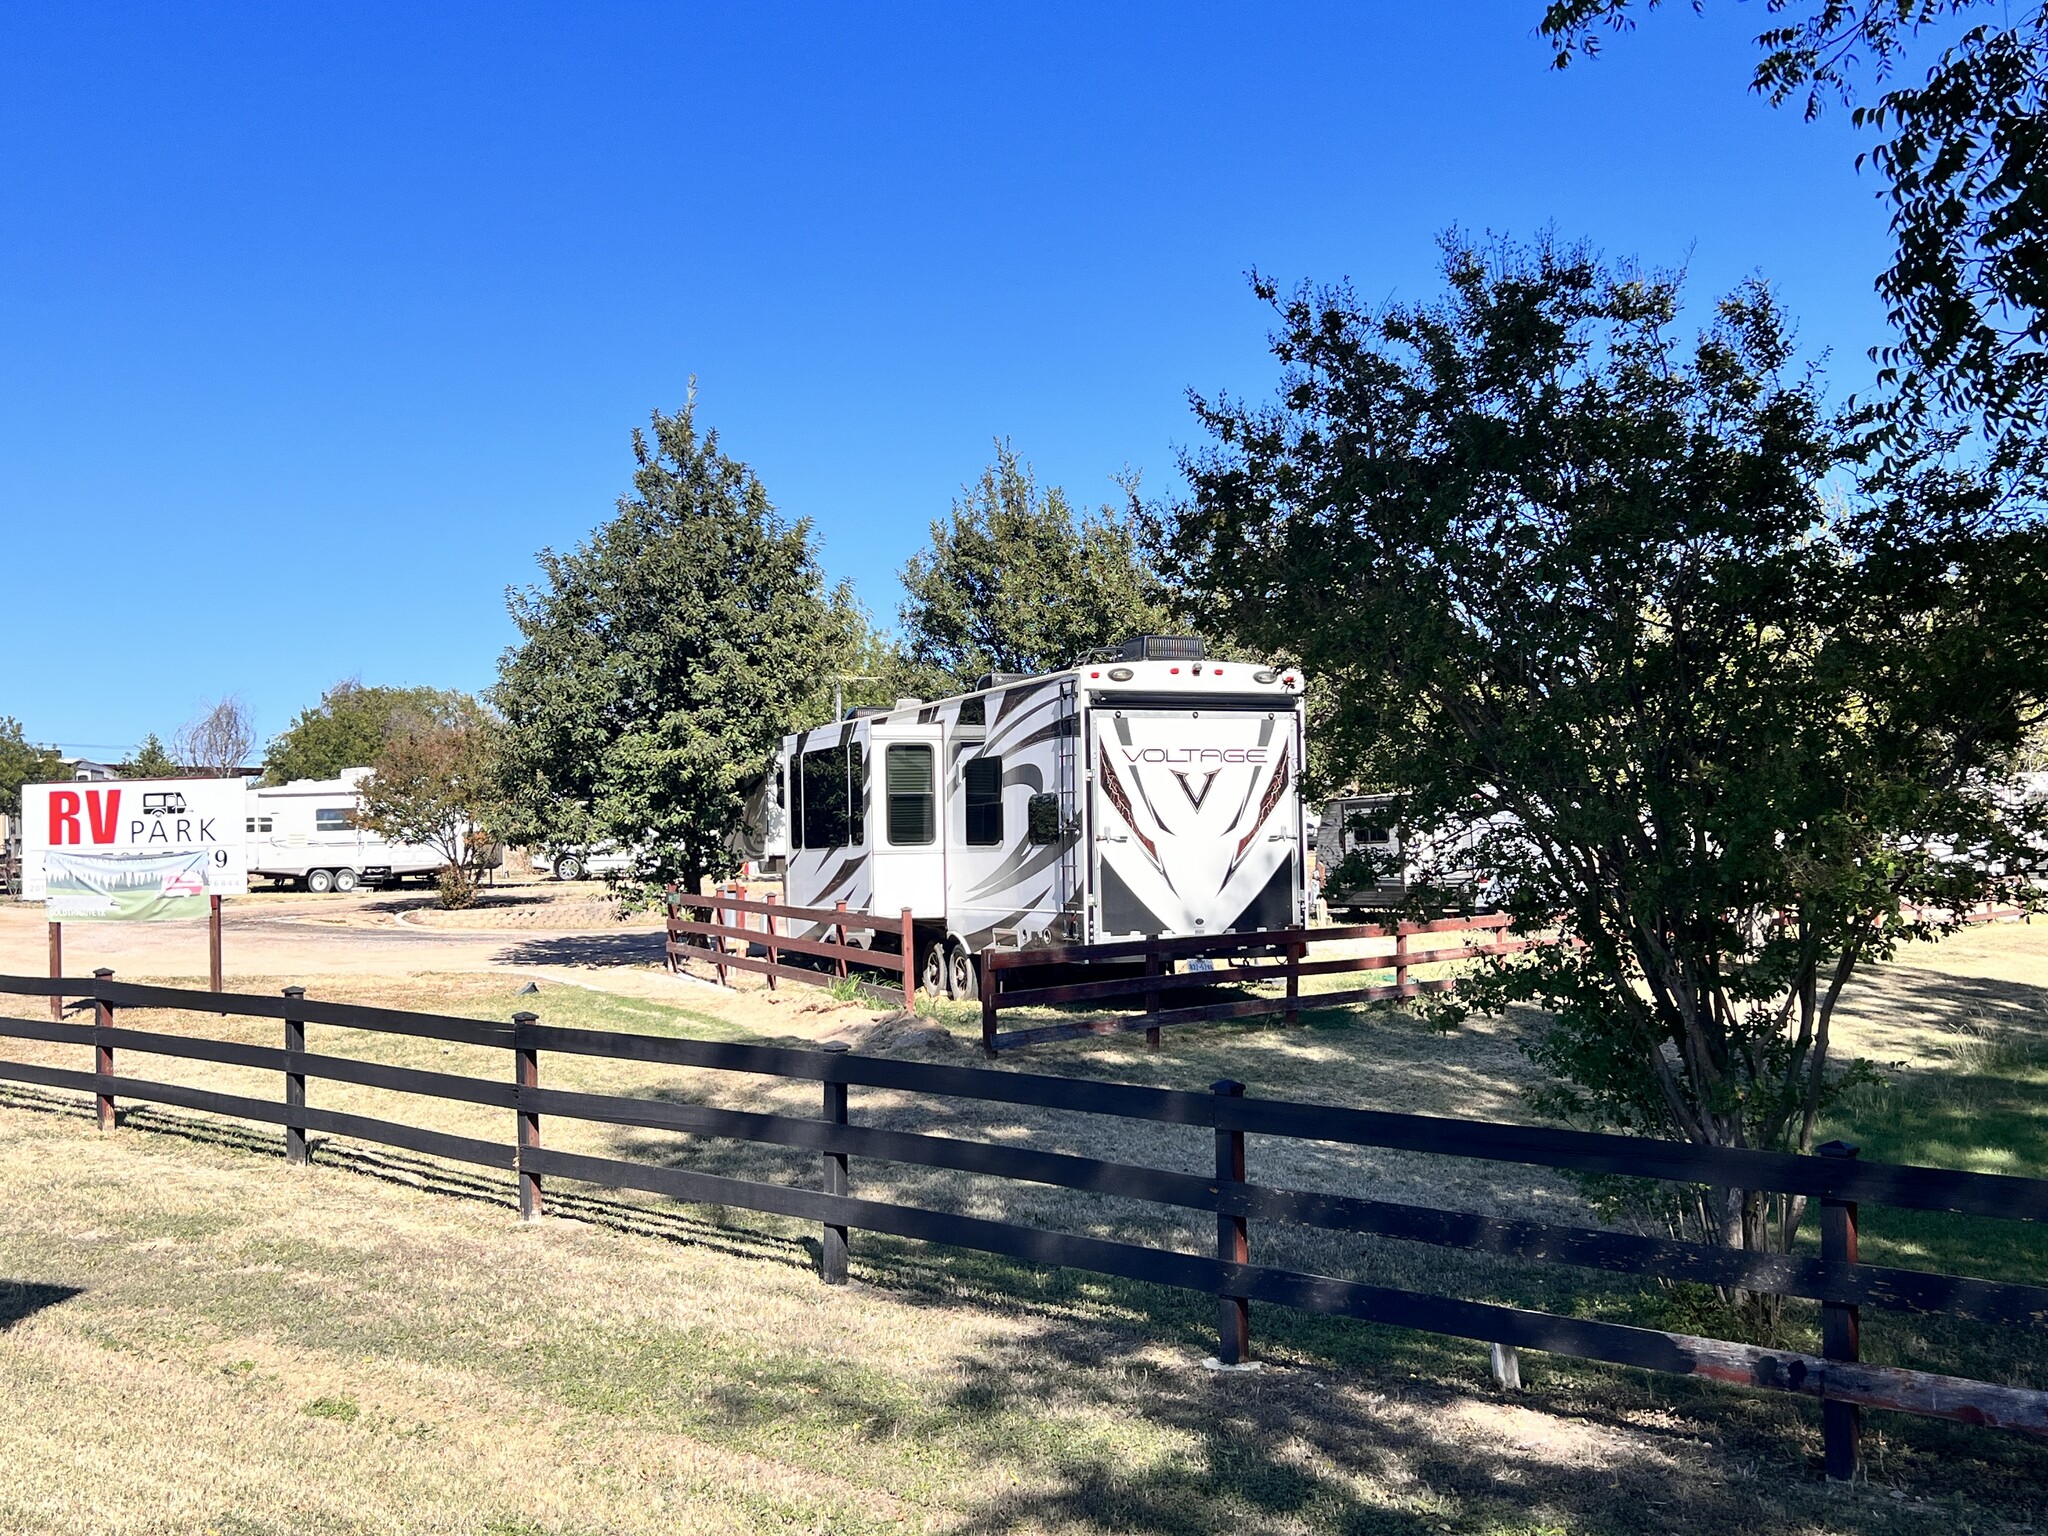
[531,845,638,882]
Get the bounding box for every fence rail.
[663,888,915,1011]
[977,914,1533,1053]
[2,969,2045,1479]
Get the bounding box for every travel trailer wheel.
[919,942,947,1000]
[944,942,979,1001]
[331,868,359,894]
[304,869,335,894]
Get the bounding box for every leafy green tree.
[116,734,178,778]
[1542,1,2048,467]
[1166,235,2048,1259]
[0,717,63,820]
[353,695,504,908]
[263,681,462,785]
[495,399,853,892]
[899,440,1174,687]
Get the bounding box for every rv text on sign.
[21,779,249,910]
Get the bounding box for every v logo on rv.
[1169,770,1220,812]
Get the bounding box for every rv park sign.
[21,778,248,917]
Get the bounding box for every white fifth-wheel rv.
[743,637,1310,998]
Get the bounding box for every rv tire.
[554,855,584,882]
[305,869,335,895]
[944,941,979,1001]
[919,941,947,1001]
[331,868,359,894]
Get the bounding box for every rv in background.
[245,768,475,893]
[1314,792,1512,915]
[745,636,1310,1000]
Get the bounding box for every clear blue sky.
[2,2,1892,758]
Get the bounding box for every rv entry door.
[868,722,946,919]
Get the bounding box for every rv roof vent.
[847,705,892,719]
[1114,635,1206,663]
[973,672,1028,691]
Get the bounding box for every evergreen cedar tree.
[117,734,178,779]
[899,439,1174,688]
[262,682,468,786]
[493,401,861,895]
[0,717,63,819]
[1543,0,2048,474]
[1165,235,2048,1255]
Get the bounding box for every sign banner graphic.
[45,848,214,922]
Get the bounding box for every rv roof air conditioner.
[1114,635,1206,662]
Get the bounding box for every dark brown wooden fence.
[664,888,915,1012]
[2,969,2045,1482]
[977,914,1537,1054]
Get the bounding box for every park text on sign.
[20,779,249,907]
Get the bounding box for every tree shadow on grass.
[0,1280,81,1330]
[500,932,670,967]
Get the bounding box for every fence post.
[47,921,61,1021]
[663,884,678,973]
[92,967,115,1131]
[712,887,731,989]
[1213,1079,1249,1365]
[979,950,998,1056]
[1284,940,1303,1026]
[283,985,308,1165]
[764,893,779,993]
[514,1011,541,1221]
[834,900,850,978]
[901,908,916,1013]
[1394,924,1411,996]
[821,1042,850,1284]
[1143,947,1162,1050]
[209,893,224,993]
[1819,1139,1862,1482]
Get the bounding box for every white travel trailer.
[747,637,1310,998]
[244,768,455,893]
[1314,792,1518,913]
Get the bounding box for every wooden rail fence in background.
[664,888,915,1012]
[978,914,1536,1054]
[2,970,2045,1483]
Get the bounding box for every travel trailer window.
[245,816,273,834]
[964,757,1003,846]
[958,695,988,727]
[886,745,935,846]
[314,808,354,833]
[800,745,853,848]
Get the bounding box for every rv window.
[314,808,354,833]
[1026,792,1060,845]
[963,756,1003,846]
[245,816,273,834]
[957,695,987,727]
[886,745,935,846]
[800,745,852,848]
[774,768,785,809]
